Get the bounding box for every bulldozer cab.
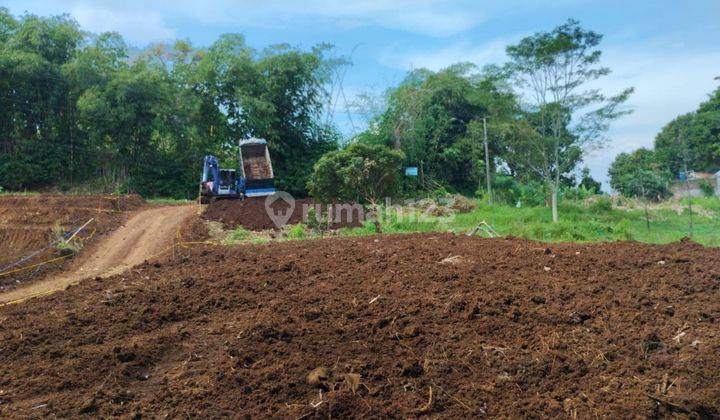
[218,169,236,188]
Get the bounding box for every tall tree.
[364,64,521,195]
[654,85,720,174]
[608,148,672,199]
[506,19,633,221]
[0,12,83,189]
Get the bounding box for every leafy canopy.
[308,143,404,204]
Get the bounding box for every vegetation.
[608,148,672,200]
[504,19,633,222]
[654,86,720,174]
[0,9,341,198]
[610,83,720,186]
[339,20,635,223]
[309,143,404,204]
[1,10,717,243]
[222,196,720,247]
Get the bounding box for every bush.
[608,150,672,200]
[306,207,330,235]
[563,184,596,201]
[446,194,476,213]
[286,224,306,239]
[612,220,634,241]
[308,143,404,204]
[519,181,547,207]
[589,196,612,213]
[699,179,715,197]
[487,175,520,205]
[225,227,251,243]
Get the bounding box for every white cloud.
[173,0,486,37]
[5,0,487,44]
[585,48,720,187]
[70,5,176,45]
[379,36,720,190]
[379,36,515,71]
[3,0,177,46]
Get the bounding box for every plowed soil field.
[0,195,144,291]
[1,234,718,418]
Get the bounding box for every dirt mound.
[1,234,718,417]
[0,194,144,291]
[203,197,363,230]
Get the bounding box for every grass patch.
[146,198,195,205]
[224,227,252,244]
[216,196,719,247]
[336,198,719,247]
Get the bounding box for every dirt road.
[0,205,198,304]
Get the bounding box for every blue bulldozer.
[199,138,276,203]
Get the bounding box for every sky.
[4,0,720,187]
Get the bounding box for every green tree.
[608,148,671,200]
[364,64,520,195]
[505,19,633,222]
[654,85,720,174]
[309,143,404,204]
[0,12,82,189]
[0,10,346,197]
[579,167,601,193]
[253,44,342,195]
[188,38,342,196]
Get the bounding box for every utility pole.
[679,132,694,237]
[483,117,492,204]
[684,161,694,237]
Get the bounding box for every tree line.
[325,19,632,222]
[3,10,715,219]
[609,84,720,200]
[0,9,341,197]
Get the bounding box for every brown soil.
[1,234,718,418]
[203,197,363,230]
[242,144,273,179]
[0,195,144,291]
[0,204,199,304]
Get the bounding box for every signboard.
[405,167,418,176]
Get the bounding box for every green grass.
[146,197,195,205]
[216,196,719,248]
[337,197,720,247]
[0,190,40,196]
[224,226,252,244]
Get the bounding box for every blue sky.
[4,0,720,187]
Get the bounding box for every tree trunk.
[483,117,492,203]
[551,185,559,223]
[372,203,383,234]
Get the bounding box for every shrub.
[589,196,612,213]
[612,220,634,241]
[488,175,520,205]
[519,182,547,207]
[287,224,306,239]
[306,207,330,235]
[699,179,715,197]
[564,184,596,201]
[308,143,404,204]
[225,227,251,243]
